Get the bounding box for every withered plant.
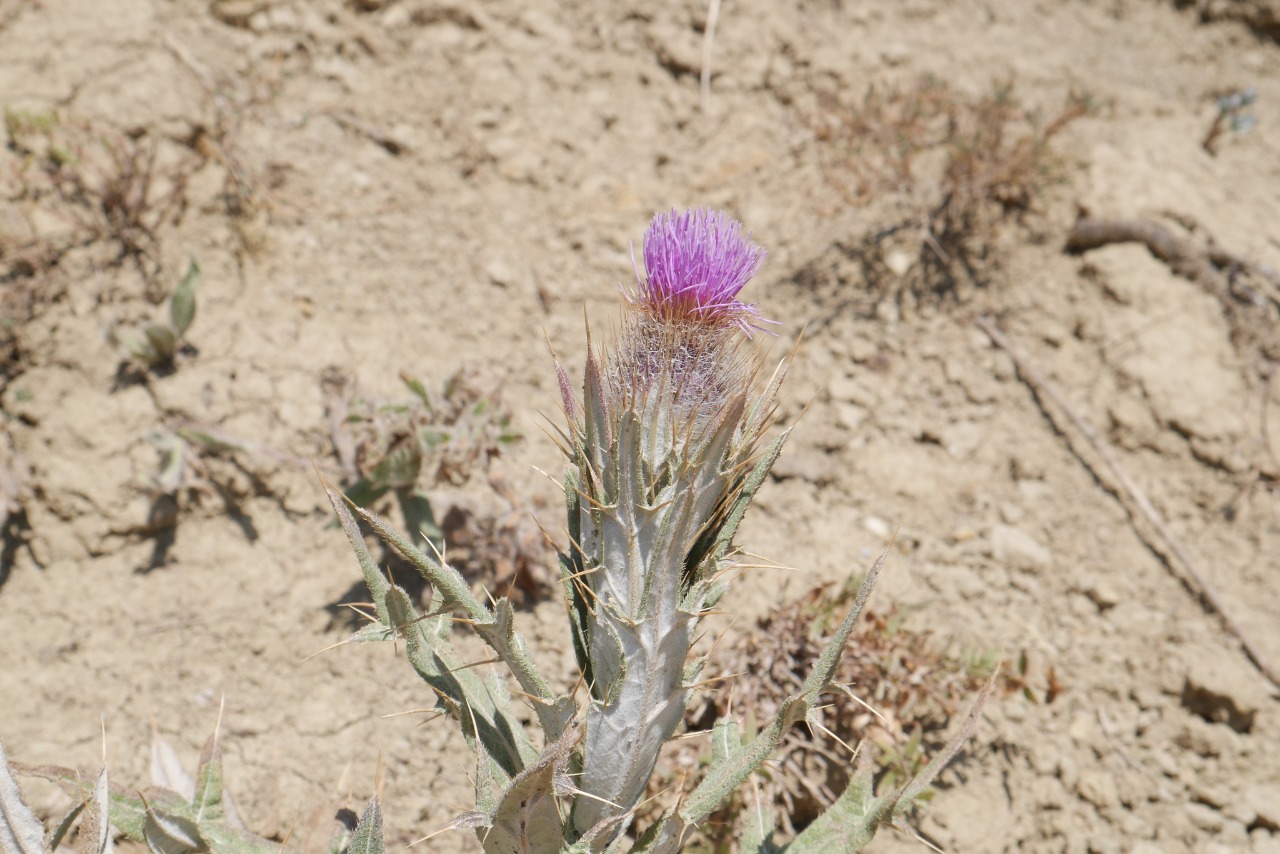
[669,576,994,847]
[807,77,1091,309]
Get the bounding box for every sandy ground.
[2,0,1280,851]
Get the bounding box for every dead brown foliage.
[805,77,1091,311]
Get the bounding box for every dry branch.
[976,315,1280,690]
[1066,216,1280,353]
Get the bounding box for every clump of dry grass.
[805,76,1092,310]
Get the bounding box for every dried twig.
[1066,216,1280,314]
[700,0,722,114]
[326,110,408,156]
[976,314,1280,690]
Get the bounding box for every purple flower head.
[629,208,771,335]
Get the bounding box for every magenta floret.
[631,208,770,334]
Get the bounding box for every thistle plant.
[321,207,989,851]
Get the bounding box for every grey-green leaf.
[324,481,391,627]
[0,739,44,854]
[483,721,581,854]
[347,797,383,854]
[47,800,84,851]
[142,323,178,365]
[786,760,884,853]
[192,733,223,823]
[170,259,199,336]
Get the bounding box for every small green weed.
[110,259,200,370]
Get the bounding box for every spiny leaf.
[710,428,790,566]
[347,797,383,854]
[76,764,112,854]
[482,721,581,854]
[630,809,680,854]
[678,696,807,832]
[352,498,491,625]
[710,717,743,767]
[383,584,524,806]
[192,732,223,823]
[170,259,199,337]
[349,493,571,739]
[323,480,391,627]
[888,666,998,824]
[560,468,594,690]
[0,739,44,854]
[349,622,393,643]
[797,551,885,701]
[785,759,885,853]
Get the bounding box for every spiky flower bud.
[557,208,784,844]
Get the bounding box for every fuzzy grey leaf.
[347,797,383,854]
[352,498,490,625]
[191,733,223,823]
[629,809,681,854]
[889,667,998,824]
[0,740,44,854]
[352,493,569,744]
[383,585,525,811]
[47,801,85,851]
[710,428,790,566]
[798,553,885,700]
[785,760,883,853]
[483,721,580,854]
[738,791,780,854]
[323,481,391,627]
